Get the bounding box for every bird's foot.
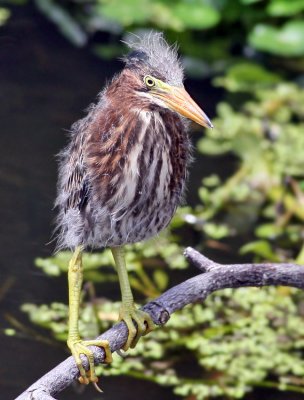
[68,338,112,387]
[118,304,155,351]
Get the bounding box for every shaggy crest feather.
[124,31,184,87]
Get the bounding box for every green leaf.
[197,137,232,155]
[214,62,281,92]
[203,222,230,239]
[249,21,304,57]
[267,0,304,16]
[98,0,155,26]
[0,8,10,26]
[171,3,220,30]
[35,257,61,276]
[153,269,169,291]
[4,328,16,336]
[255,223,283,239]
[202,174,221,188]
[240,240,280,261]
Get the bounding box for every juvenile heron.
[55,32,212,386]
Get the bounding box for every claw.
[93,380,103,393]
[118,305,155,351]
[68,338,112,387]
[116,349,128,358]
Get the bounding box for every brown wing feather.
[63,155,89,212]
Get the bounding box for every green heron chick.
[55,32,212,386]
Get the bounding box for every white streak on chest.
[154,112,172,200]
[111,110,151,216]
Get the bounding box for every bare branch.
[16,247,304,400]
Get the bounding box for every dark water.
[0,4,302,400]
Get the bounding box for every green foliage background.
[4,0,304,398]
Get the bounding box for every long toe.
[82,339,113,364]
[119,305,155,350]
[122,315,137,351]
[68,338,111,388]
[142,311,155,335]
[130,311,149,348]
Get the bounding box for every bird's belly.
[84,110,188,249]
[94,169,181,247]
[88,152,184,247]
[113,200,176,246]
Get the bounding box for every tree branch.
[16,247,304,400]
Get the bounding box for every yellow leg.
[67,246,112,386]
[111,246,155,351]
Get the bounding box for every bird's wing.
[63,156,89,212]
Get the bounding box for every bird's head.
[122,32,213,129]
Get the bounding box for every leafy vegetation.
[20,78,304,398]
[3,0,304,398]
[197,81,304,264]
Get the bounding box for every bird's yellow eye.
[144,75,156,88]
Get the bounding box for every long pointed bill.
[152,85,213,129]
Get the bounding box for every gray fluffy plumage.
[123,31,184,87]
